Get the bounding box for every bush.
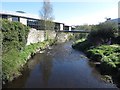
[72,21,118,52]
[115,36,120,44]
[87,22,117,45]
[72,40,92,52]
[2,19,29,53]
[2,19,30,82]
[2,19,56,83]
[2,39,55,83]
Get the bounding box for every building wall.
[69,26,71,31]
[1,14,74,31]
[20,17,27,25]
[54,23,60,30]
[60,24,64,30]
[8,16,12,21]
[64,26,69,30]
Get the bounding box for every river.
[4,41,118,88]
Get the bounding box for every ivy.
[2,19,29,53]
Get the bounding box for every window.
[12,16,19,22]
[2,15,8,19]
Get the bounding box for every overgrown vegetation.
[72,21,118,51]
[73,38,85,44]
[87,44,120,87]
[2,40,54,83]
[2,19,29,83]
[2,19,55,84]
[74,24,102,40]
[87,21,117,46]
[87,45,120,71]
[72,39,92,51]
[72,24,94,41]
[2,19,29,54]
[72,21,120,87]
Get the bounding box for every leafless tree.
[40,0,55,40]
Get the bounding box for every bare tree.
[40,0,55,40]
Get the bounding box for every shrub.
[72,21,118,52]
[115,36,120,44]
[2,19,56,83]
[2,19,29,53]
[2,39,55,83]
[72,40,92,52]
[87,22,117,45]
[2,19,29,82]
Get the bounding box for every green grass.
[73,38,86,44]
[2,39,55,83]
[72,39,92,52]
[1,19,56,84]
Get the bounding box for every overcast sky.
[1,0,119,25]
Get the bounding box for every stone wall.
[46,30,56,40]
[47,30,73,43]
[26,28,44,45]
[57,32,72,43]
[26,28,73,45]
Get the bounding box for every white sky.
[64,6,118,25]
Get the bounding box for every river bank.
[3,41,118,88]
[2,39,56,85]
[2,19,73,86]
[72,39,120,88]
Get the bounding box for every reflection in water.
[4,41,118,88]
[39,53,53,87]
[28,53,42,70]
[4,53,43,88]
[4,65,31,88]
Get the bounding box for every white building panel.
[69,26,71,31]
[20,17,27,25]
[8,16,12,21]
[60,24,63,30]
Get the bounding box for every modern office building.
[0,11,74,31]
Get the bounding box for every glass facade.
[12,16,19,22]
[2,15,8,19]
[27,19,42,30]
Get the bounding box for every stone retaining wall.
[27,28,44,45]
[27,28,73,45]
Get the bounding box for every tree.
[87,21,117,45]
[74,24,91,39]
[75,24,91,31]
[40,0,55,40]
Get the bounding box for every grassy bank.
[2,19,29,84]
[1,19,56,84]
[73,40,120,87]
[2,39,55,84]
[72,39,92,52]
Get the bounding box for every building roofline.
[0,10,73,27]
[0,11,41,20]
